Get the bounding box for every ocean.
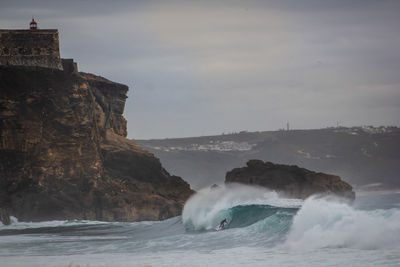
[1,184,399,267]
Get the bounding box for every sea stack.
[225,160,355,200]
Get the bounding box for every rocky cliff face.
[0,65,193,224]
[225,160,355,200]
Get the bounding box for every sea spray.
[285,196,400,250]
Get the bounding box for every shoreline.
[355,189,400,196]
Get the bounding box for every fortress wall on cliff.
[0,29,62,70]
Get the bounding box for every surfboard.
[216,223,227,231]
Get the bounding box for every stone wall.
[61,58,78,73]
[0,30,62,70]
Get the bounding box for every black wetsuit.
[219,219,227,228]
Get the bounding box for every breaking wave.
[182,184,400,250]
[182,184,302,231]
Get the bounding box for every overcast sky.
[1,0,399,139]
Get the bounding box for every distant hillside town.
[332,125,398,135]
[151,140,256,152]
[143,126,398,153]
[137,126,400,191]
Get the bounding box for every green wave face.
[184,204,299,234]
[223,204,298,230]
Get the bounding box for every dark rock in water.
[210,184,220,189]
[0,66,194,222]
[0,208,10,225]
[225,160,355,200]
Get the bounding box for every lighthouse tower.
[29,18,37,30]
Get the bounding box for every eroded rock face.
[0,66,193,224]
[225,159,355,200]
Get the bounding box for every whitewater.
[1,184,400,267]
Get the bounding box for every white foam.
[0,219,107,230]
[285,196,400,250]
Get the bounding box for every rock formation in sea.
[225,159,355,200]
[0,65,194,225]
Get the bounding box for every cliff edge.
[225,160,355,200]
[0,66,193,224]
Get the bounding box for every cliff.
[0,65,193,224]
[225,160,355,200]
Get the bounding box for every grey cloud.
[1,0,399,138]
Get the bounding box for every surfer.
[219,218,228,229]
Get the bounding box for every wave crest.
[285,196,400,249]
